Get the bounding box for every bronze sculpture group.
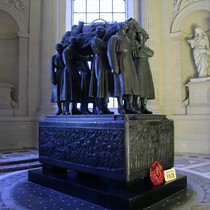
[50,18,155,115]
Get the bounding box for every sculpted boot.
[102,98,114,114]
[125,95,139,114]
[80,101,92,114]
[72,102,82,115]
[141,98,152,114]
[134,96,142,114]
[94,98,103,114]
[63,101,70,115]
[117,96,126,114]
[56,102,62,115]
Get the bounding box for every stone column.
[127,0,140,22]
[170,31,186,115]
[39,0,66,116]
[140,0,162,113]
[15,32,29,116]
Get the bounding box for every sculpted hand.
[114,68,120,75]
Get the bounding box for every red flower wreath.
[149,161,164,186]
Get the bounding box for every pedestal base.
[186,77,210,115]
[28,169,187,210]
[39,114,174,183]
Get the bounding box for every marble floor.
[0,150,210,210]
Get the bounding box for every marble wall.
[0,0,39,150]
[159,0,210,153]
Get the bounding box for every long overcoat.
[134,46,155,99]
[107,33,140,97]
[50,53,65,103]
[62,46,81,102]
[89,36,113,98]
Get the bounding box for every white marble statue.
[188,26,210,78]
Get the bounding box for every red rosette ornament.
[149,161,164,186]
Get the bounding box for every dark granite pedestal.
[28,169,187,210]
[28,114,187,209]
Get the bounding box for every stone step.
[0,161,42,172]
[0,157,39,166]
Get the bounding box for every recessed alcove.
[169,1,210,154]
[0,10,19,103]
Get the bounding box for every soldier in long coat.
[62,38,82,114]
[89,26,114,114]
[50,43,66,115]
[132,30,155,114]
[107,22,140,114]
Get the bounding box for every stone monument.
[28,18,187,210]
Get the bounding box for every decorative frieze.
[39,114,174,182]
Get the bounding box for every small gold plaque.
[164,168,177,182]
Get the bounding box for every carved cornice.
[173,0,199,14]
[170,31,183,41]
[0,32,18,40]
[0,0,29,33]
[8,0,25,12]
[172,0,208,18]
[171,0,210,33]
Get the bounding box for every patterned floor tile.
[0,151,210,209]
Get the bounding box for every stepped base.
[0,162,41,172]
[28,168,187,210]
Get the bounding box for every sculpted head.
[194,27,205,36]
[96,26,106,39]
[55,43,63,54]
[118,22,128,36]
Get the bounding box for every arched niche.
[0,10,19,102]
[0,2,27,34]
[170,1,210,115]
[171,1,210,33]
[0,2,29,116]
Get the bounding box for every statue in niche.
[188,26,210,78]
[107,22,140,114]
[89,26,114,114]
[50,43,66,115]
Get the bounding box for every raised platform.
[28,114,186,209]
[38,114,174,183]
[28,168,187,210]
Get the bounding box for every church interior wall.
[168,0,210,154]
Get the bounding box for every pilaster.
[39,0,61,116]
[140,0,162,113]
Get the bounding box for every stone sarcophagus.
[39,114,174,183]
